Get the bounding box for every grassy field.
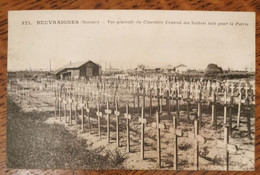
[6,96,125,169]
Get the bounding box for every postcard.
[7,10,255,170]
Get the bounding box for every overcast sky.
[8,10,255,71]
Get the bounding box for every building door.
[86,67,93,77]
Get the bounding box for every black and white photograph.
[7,10,255,170]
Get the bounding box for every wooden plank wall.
[0,0,259,174]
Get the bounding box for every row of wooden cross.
[8,79,243,170]
[53,77,254,139]
[54,87,239,170]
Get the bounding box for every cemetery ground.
[7,86,255,170]
[7,97,126,169]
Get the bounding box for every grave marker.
[54,90,57,118]
[124,104,132,153]
[68,93,73,125]
[188,119,206,170]
[63,92,67,123]
[209,91,217,130]
[114,101,120,147]
[85,101,91,133]
[170,116,183,170]
[79,97,85,132]
[151,111,166,168]
[96,102,103,139]
[58,90,62,121]
[105,101,112,143]
[217,126,238,171]
[138,107,147,160]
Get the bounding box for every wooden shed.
[54,60,101,80]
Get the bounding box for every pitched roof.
[175,64,187,68]
[53,60,99,74]
[163,64,175,70]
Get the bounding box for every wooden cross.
[170,116,183,170]
[209,90,217,130]
[159,82,163,113]
[206,80,211,96]
[133,83,136,114]
[236,88,242,128]
[124,104,132,153]
[74,92,78,122]
[164,86,171,116]
[96,102,103,139]
[211,82,216,92]
[79,97,85,132]
[228,96,234,137]
[188,119,206,170]
[244,83,250,99]
[58,91,62,121]
[138,107,147,160]
[105,101,112,143]
[230,83,235,97]
[85,101,91,133]
[241,99,253,140]
[174,87,181,125]
[137,83,141,114]
[114,101,121,147]
[142,86,146,108]
[225,81,230,94]
[149,86,153,118]
[223,89,228,125]
[194,88,202,129]
[68,93,73,125]
[155,86,161,114]
[54,90,57,119]
[151,111,166,168]
[183,88,192,122]
[216,81,220,92]
[217,126,238,171]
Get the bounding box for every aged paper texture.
[7,10,255,170]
